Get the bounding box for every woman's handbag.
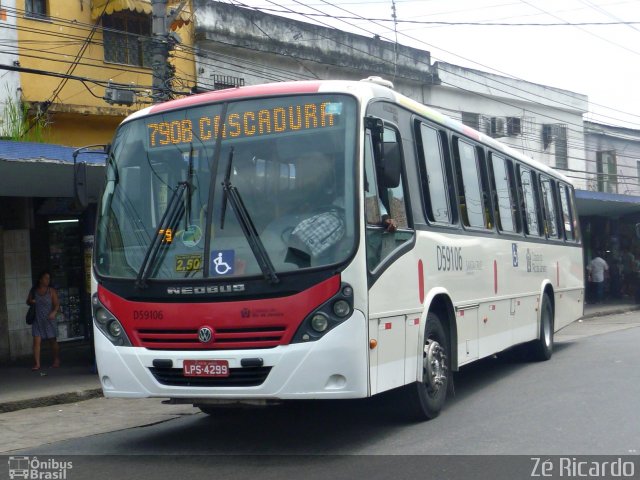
[26,305,36,325]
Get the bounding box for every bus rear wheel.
[403,311,450,421]
[528,293,554,361]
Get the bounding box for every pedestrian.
[26,271,61,370]
[621,249,635,297]
[609,250,623,299]
[586,252,609,304]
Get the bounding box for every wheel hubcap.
[423,340,447,391]
[543,309,552,347]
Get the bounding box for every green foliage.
[0,86,49,142]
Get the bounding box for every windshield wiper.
[135,182,188,288]
[220,148,279,284]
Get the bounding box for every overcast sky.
[227,0,640,129]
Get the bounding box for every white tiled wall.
[4,230,32,357]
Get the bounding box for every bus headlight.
[311,313,329,332]
[333,300,351,318]
[108,320,123,337]
[92,293,132,347]
[95,308,110,325]
[292,282,354,343]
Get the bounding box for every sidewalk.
[0,342,101,413]
[581,297,640,319]
[1,299,639,414]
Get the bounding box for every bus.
[92,77,584,420]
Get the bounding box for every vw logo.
[198,327,214,343]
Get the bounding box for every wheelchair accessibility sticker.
[210,250,235,276]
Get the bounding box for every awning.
[91,0,190,30]
[0,140,105,199]
[576,189,640,218]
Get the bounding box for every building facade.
[584,121,640,196]
[0,0,21,138]
[0,0,195,362]
[430,62,589,190]
[13,0,195,145]
[192,1,589,187]
[580,122,640,289]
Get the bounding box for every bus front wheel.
[404,311,450,421]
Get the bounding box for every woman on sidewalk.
[26,271,61,370]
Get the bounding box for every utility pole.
[151,0,169,103]
[150,0,187,103]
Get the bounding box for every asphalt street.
[2,313,638,458]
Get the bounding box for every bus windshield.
[95,94,358,281]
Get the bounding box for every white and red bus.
[92,78,583,419]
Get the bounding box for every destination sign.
[147,101,342,148]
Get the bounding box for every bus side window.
[364,126,412,271]
[382,127,410,230]
[568,185,581,243]
[518,166,540,236]
[453,138,488,229]
[476,148,494,229]
[416,122,452,224]
[489,153,517,233]
[364,131,383,225]
[506,159,522,233]
[558,183,576,241]
[540,175,560,239]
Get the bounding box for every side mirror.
[365,116,401,188]
[381,141,401,188]
[74,161,88,209]
[365,116,385,162]
[72,144,109,210]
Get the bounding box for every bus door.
[364,116,416,394]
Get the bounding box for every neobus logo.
[166,284,246,295]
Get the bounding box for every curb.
[0,388,103,414]
[580,305,640,320]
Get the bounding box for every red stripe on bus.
[418,259,425,304]
[385,322,392,330]
[149,81,323,114]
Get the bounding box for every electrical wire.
[2,2,636,187]
[7,1,639,127]
[519,0,640,57]
[0,63,153,91]
[235,0,640,125]
[6,2,640,125]
[226,0,624,137]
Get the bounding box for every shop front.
[0,140,104,362]
[576,190,640,303]
[31,201,96,343]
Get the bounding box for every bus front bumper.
[94,311,369,400]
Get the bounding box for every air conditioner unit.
[542,124,554,150]
[507,117,522,136]
[490,117,506,138]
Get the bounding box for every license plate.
[183,360,230,377]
